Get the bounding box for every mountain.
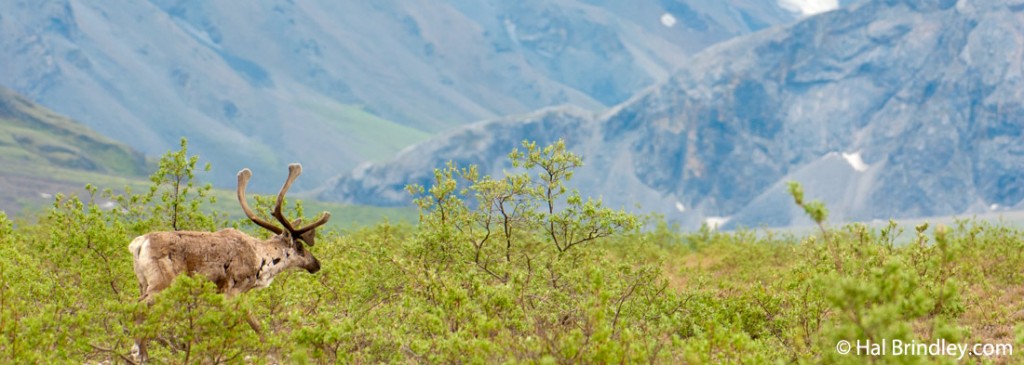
[0,86,146,176]
[0,0,799,191]
[321,0,1024,229]
[0,85,147,215]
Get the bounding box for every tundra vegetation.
[0,139,1021,364]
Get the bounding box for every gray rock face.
[324,106,596,205]
[0,0,794,191]
[323,0,1024,228]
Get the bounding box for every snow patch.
[841,151,868,172]
[660,13,677,28]
[778,0,838,16]
[39,192,53,199]
[675,201,685,212]
[704,216,729,227]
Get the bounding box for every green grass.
[299,98,431,161]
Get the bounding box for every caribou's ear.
[289,218,307,245]
[297,229,317,247]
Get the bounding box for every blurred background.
[1,0,1020,229]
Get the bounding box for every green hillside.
[0,87,417,226]
[300,98,431,161]
[0,86,148,176]
[0,86,149,215]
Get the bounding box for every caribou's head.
[237,163,330,274]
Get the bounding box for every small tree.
[408,139,638,279]
[148,137,217,231]
[786,181,828,236]
[509,140,636,253]
[787,181,842,272]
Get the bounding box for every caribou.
[128,163,330,362]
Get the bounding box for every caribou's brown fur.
[129,163,330,363]
[129,228,320,300]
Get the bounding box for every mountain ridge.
[0,0,798,191]
[321,0,1024,228]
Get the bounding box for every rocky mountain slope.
[0,0,798,191]
[322,0,1024,229]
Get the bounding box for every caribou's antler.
[271,164,302,234]
[295,212,331,235]
[237,168,284,235]
[268,164,332,246]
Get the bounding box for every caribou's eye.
[272,258,281,265]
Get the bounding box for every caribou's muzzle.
[306,257,321,274]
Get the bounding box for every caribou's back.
[130,229,262,299]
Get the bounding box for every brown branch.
[611,277,640,337]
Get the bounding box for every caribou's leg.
[225,288,265,340]
[132,315,149,363]
[132,292,155,364]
